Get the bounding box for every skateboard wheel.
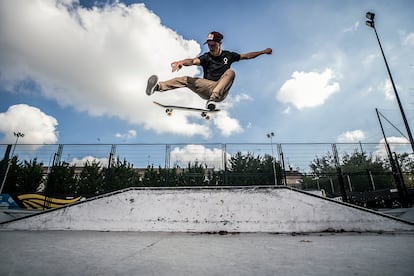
[201,112,210,120]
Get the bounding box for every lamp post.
[266,132,278,185]
[366,12,414,153]
[0,132,24,194]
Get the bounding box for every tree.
[17,158,44,194]
[76,161,104,196]
[341,151,393,192]
[261,154,282,185]
[141,165,161,186]
[308,151,394,193]
[46,162,77,196]
[141,165,179,187]
[228,152,281,185]
[0,156,20,194]
[103,158,139,192]
[180,161,209,186]
[309,152,337,180]
[1,157,43,195]
[395,152,414,188]
[301,175,320,191]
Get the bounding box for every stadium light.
[365,12,414,153]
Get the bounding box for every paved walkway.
[0,231,413,275]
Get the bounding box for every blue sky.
[1,0,413,150]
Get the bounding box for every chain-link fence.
[1,142,413,208]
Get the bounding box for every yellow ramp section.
[17,194,81,210]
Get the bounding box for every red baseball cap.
[204,31,223,45]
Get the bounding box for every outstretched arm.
[171,58,201,72]
[240,48,272,60]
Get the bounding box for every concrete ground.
[0,231,413,276]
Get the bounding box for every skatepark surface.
[0,230,413,275]
[1,187,413,232]
[0,187,413,275]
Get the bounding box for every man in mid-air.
[146,31,272,110]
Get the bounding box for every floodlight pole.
[267,132,278,186]
[0,132,24,194]
[366,12,414,153]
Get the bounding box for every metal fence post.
[332,144,348,202]
[223,143,227,186]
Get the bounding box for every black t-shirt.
[199,50,241,81]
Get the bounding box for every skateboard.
[153,101,220,120]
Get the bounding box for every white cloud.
[276,69,340,110]
[0,104,58,147]
[382,79,396,101]
[362,53,379,67]
[374,136,410,158]
[0,0,242,138]
[230,93,252,104]
[362,86,374,97]
[115,129,137,140]
[402,32,414,46]
[217,93,252,110]
[343,21,360,33]
[170,144,227,169]
[191,93,247,137]
[70,156,109,167]
[282,106,291,114]
[337,130,366,143]
[214,111,243,137]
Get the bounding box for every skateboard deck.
[153,101,220,120]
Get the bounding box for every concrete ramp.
[1,187,413,232]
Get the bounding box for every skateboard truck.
[154,101,220,120]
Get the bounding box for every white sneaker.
[146,75,159,95]
[206,100,216,111]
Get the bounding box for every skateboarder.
[146,31,272,110]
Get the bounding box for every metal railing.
[1,142,412,172]
[1,142,413,208]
